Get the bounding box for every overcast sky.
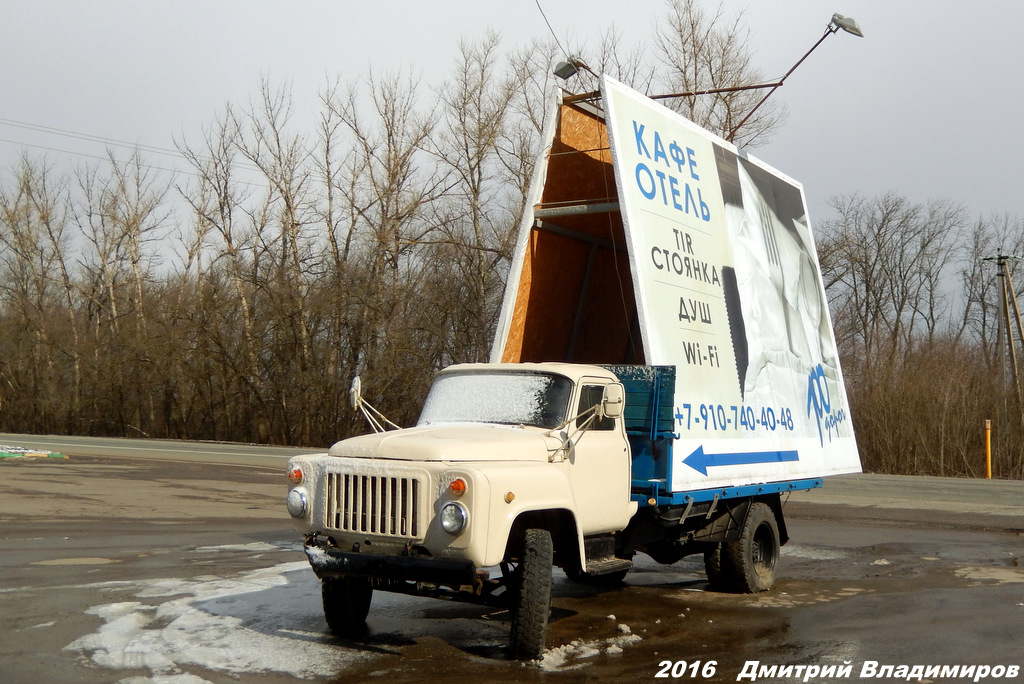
[2,1,1022,227]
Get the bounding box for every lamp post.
[555,13,864,143]
[725,13,864,141]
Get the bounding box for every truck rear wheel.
[322,576,373,638]
[721,502,779,593]
[508,528,553,660]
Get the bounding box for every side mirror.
[349,376,362,410]
[348,375,400,432]
[601,383,625,419]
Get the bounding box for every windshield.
[417,371,573,429]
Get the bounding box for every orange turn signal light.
[449,477,467,496]
[288,468,303,485]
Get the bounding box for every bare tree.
[430,32,520,362]
[591,27,657,94]
[178,106,272,441]
[818,193,966,374]
[322,70,444,418]
[0,156,74,430]
[66,151,168,435]
[235,80,322,443]
[652,0,786,147]
[957,215,1024,364]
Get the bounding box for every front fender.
[471,461,585,568]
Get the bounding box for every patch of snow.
[781,543,848,560]
[65,556,642,680]
[193,542,284,554]
[118,675,213,684]
[537,633,643,672]
[20,620,57,631]
[65,561,366,679]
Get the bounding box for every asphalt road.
[1,434,1022,683]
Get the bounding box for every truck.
[284,76,860,660]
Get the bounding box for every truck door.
[568,378,636,534]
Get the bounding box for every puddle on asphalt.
[32,557,118,566]
[954,566,1024,585]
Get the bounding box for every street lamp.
[724,13,864,141]
[553,12,864,142]
[553,55,600,81]
[831,13,864,38]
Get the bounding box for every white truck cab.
[288,363,635,565]
[287,363,641,658]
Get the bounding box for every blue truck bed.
[603,364,821,507]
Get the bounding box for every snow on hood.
[327,423,561,462]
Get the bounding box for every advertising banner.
[602,76,859,491]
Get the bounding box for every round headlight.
[286,488,308,518]
[439,502,468,535]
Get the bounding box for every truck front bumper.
[303,535,478,587]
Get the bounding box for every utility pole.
[984,255,1024,405]
[983,254,1024,477]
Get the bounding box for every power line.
[533,0,570,61]
[0,117,183,159]
[0,116,263,174]
[0,137,266,189]
[0,136,186,174]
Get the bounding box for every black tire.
[508,528,553,660]
[720,502,780,593]
[703,543,725,590]
[322,576,373,638]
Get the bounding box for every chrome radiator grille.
[325,472,422,538]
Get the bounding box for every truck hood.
[327,423,562,462]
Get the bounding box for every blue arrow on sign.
[683,445,799,476]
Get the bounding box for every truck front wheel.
[721,502,779,593]
[322,576,373,638]
[508,528,553,660]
